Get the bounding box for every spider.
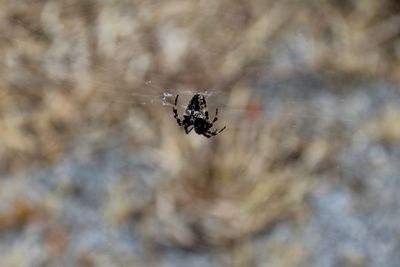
[173,94,226,138]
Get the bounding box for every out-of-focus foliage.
[1,0,400,266]
[1,0,400,171]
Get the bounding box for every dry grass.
[0,0,399,264]
[107,86,337,249]
[1,0,399,172]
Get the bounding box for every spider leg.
[206,125,226,137]
[173,109,182,125]
[202,132,212,138]
[211,108,218,123]
[185,125,194,134]
[214,126,226,134]
[203,108,219,130]
[173,94,182,126]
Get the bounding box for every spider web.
[76,75,380,187]
[89,77,360,134]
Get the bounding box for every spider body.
[173,94,226,138]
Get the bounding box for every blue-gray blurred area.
[1,1,400,266]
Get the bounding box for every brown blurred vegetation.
[0,0,400,258]
[1,0,400,171]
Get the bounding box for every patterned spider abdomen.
[184,94,207,119]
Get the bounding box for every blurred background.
[1,0,400,266]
